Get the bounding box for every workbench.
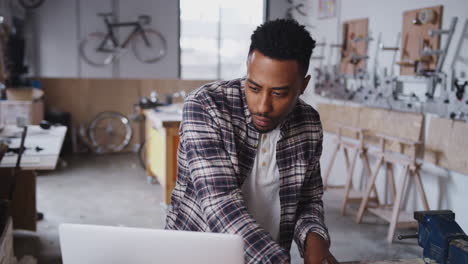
[143,105,182,204]
[0,125,67,231]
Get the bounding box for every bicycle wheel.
[18,0,45,9]
[79,32,116,67]
[138,140,147,170]
[88,111,133,153]
[131,29,167,63]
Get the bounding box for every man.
[166,19,337,264]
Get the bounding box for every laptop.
[59,224,244,264]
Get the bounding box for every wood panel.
[40,78,211,152]
[0,169,36,231]
[424,116,451,168]
[340,18,369,74]
[40,78,86,125]
[446,121,468,174]
[425,116,468,175]
[379,109,423,142]
[358,107,423,141]
[359,107,423,154]
[320,104,423,155]
[317,103,360,138]
[399,6,443,75]
[84,79,142,146]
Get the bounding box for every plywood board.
[399,6,443,75]
[424,116,451,168]
[317,103,360,138]
[383,110,423,142]
[357,107,387,134]
[358,107,423,140]
[424,116,468,175]
[358,107,423,155]
[340,18,369,74]
[446,120,468,174]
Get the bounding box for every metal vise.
[400,210,468,264]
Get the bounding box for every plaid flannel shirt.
[165,78,329,263]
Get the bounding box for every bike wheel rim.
[131,29,167,63]
[80,32,116,67]
[88,112,133,152]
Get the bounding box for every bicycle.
[18,0,45,9]
[79,12,167,67]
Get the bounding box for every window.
[180,0,265,80]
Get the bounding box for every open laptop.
[59,224,244,264]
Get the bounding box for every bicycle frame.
[97,16,151,52]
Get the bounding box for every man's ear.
[300,75,311,95]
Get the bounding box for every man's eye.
[273,92,287,97]
[249,86,259,92]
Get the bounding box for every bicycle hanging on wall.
[80,12,167,67]
[18,0,45,9]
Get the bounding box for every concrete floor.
[14,153,421,263]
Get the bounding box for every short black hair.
[248,19,316,74]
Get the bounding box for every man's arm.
[293,124,331,258]
[181,97,289,263]
[303,232,338,264]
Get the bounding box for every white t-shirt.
[241,128,281,241]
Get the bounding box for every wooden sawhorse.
[322,123,380,216]
[355,133,429,243]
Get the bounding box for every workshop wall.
[33,0,179,79]
[284,0,468,230]
[267,0,291,21]
[40,78,210,152]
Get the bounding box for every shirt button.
[262,148,267,153]
[262,161,266,167]
[263,134,268,140]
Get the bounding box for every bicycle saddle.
[98,12,114,17]
[138,15,151,25]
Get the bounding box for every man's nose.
[257,93,273,114]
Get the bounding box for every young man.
[166,19,337,264]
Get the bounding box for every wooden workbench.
[144,105,182,204]
[0,126,67,170]
[0,125,67,231]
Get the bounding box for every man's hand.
[304,232,339,264]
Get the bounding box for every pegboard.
[399,5,443,75]
[339,18,369,75]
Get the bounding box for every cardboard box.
[0,87,44,126]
